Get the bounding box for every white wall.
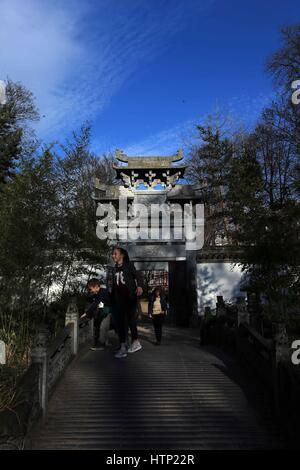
[196,262,246,315]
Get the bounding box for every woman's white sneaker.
[114,346,127,358]
[128,340,142,353]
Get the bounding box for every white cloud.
[0,0,214,140]
[0,0,85,135]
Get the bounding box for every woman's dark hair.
[153,286,164,297]
[112,246,130,263]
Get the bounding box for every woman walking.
[111,246,143,358]
[148,286,168,345]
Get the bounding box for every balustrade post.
[246,292,262,329]
[65,297,79,355]
[89,317,94,340]
[272,322,290,412]
[30,324,49,419]
[204,306,211,317]
[237,297,249,327]
[200,307,212,345]
[215,296,226,347]
[273,322,290,363]
[235,298,249,356]
[216,296,226,317]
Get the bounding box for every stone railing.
[30,298,93,418]
[0,298,93,449]
[200,295,300,444]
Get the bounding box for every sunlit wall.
[196,262,246,315]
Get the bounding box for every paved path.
[30,324,287,450]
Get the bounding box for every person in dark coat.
[80,278,112,350]
[111,246,143,358]
[148,286,168,345]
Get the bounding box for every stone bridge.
[26,315,288,450]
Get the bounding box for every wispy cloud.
[123,119,197,156]
[0,0,84,135]
[121,91,274,157]
[226,91,275,128]
[0,0,214,140]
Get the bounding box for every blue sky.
[1,0,300,156]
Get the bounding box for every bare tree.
[266,24,300,90]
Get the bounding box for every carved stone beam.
[120,172,131,188]
[131,170,139,186]
[148,170,156,185]
[167,171,182,189]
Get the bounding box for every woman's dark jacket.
[85,288,111,320]
[148,292,168,315]
[112,261,143,303]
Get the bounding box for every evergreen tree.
[187,117,233,245]
[54,124,109,296]
[0,80,39,187]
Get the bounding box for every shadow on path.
[29,324,289,450]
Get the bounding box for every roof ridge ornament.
[115,149,128,163]
[174,148,184,162]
